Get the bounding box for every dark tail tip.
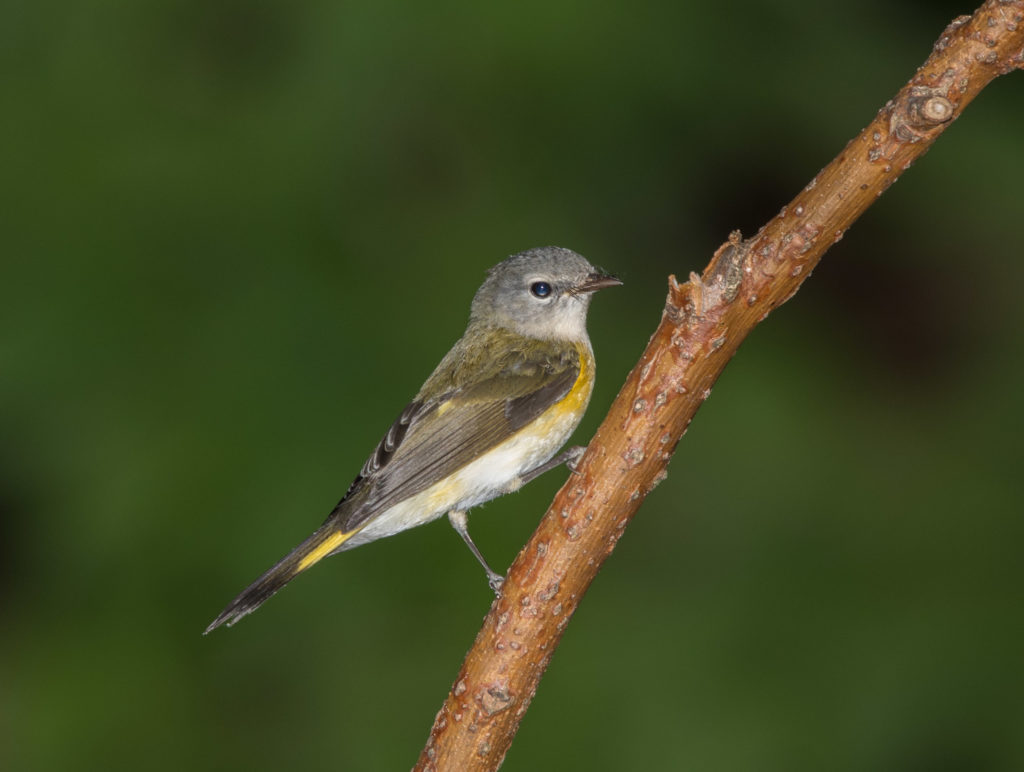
[203,551,305,634]
[203,524,348,635]
[204,570,287,634]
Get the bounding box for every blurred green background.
[3,0,1022,769]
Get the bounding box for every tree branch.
[414,3,1024,769]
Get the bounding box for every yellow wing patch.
[297,530,354,572]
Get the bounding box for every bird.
[205,246,620,633]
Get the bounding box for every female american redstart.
[205,247,620,632]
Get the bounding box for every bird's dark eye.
[530,281,552,298]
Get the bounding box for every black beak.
[575,271,623,294]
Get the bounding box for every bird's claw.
[565,445,586,475]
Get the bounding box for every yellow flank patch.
[297,530,352,572]
[562,344,593,413]
[508,344,593,445]
[536,343,593,426]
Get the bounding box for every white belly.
[342,376,591,549]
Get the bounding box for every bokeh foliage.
[2,1,1022,770]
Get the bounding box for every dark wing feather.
[329,400,432,519]
[332,344,580,532]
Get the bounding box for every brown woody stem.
[414,3,1024,770]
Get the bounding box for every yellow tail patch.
[297,530,353,572]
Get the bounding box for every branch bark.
[414,3,1024,769]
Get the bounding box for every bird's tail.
[204,523,358,634]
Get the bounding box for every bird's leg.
[519,445,586,486]
[448,510,505,594]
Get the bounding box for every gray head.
[469,247,621,341]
